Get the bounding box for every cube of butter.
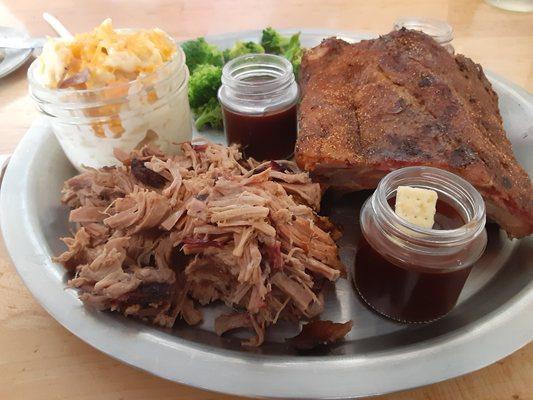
[395,186,438,229]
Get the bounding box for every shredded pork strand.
[54,142,345,346]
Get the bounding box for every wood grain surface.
[0,1,532,399]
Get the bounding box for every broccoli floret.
[194,98,223,130]
[283,33,303,78]
[261,27,289,54]
[188,64,222,109]
[222,48,231,63]
[181,38,224,73]
[261,28,303,76]
[291,56,302,78]
[223,41,265,62]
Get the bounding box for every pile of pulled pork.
[54,142,345,346]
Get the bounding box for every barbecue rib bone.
[296,29,533,238]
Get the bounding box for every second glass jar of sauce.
[393,17,455,53]
[218,53,298,161]
[354,166,488,323]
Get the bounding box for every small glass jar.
[28,40,192,171]
[218,53,298,161]
[354,166,487,323]
[393,17,455,54]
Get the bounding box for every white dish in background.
[1,30,532,399]
[0,27,33,79]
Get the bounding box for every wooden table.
[0,1,532,399]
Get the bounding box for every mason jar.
[393,17,455,53]
[28,41,192,171]
[218,53,298,161]
[354,166,487,323]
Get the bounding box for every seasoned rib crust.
[296,29,533,238]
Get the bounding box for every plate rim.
[2,29,533,399]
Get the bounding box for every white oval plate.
[1,30,532,399]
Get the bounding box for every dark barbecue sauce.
[355,198,469,323]
[222,104,297,161]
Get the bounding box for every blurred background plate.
[0,26,33,79]
[1,30,532,399]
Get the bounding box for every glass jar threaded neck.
[361,166,487,271]
[218,53,297,115]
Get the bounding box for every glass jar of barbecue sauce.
[218,53,298,160]
[354,167,487,323]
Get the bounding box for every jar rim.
[221,53,294,97]
[373,166,486,247]
[27,35,185,97]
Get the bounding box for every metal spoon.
[0,13,72,51]
[0,12,71,51]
